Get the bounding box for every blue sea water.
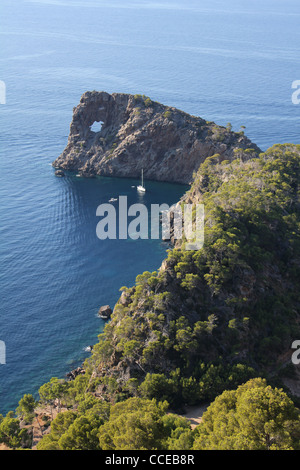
[0,0,299,414]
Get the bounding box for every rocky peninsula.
[53,91,261,183]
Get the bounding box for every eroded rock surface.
[53,91,261,183]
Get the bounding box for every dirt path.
[0,443,11,450]
[179,404,209,429]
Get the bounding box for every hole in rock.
[90,121,103,133]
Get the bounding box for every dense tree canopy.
[193,378,300,450]
[86,144,300,408]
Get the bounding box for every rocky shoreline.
[65,304,112,381]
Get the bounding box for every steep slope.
[53,91,261,183]
[86,144,300,407]
[2,138,300,449]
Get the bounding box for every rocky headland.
[53,91,261,183]
[2,89,300,450]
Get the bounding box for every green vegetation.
[193,378,300,450]
[0,411,32,449]
[1,143,300,450]
[134,94,153,108]
[144,97,153,108]
[98,398,192,450]
[35,395,194,450]
[37,398,108,450]
[211,125,226,141]
[88,144,300,398]
[163,109,172,119]
[2,379,298,450]
[16,394,37,424]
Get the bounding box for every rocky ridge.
[53,91,261,184]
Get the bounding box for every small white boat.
[137,169,146,192]
[109,197,118,202]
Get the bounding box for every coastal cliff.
[88,143,300,403]
[53,91,261,183]
[3,126,300,450]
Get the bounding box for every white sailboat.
[137,169,146,192]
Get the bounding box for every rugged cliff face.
[53,91,261,183]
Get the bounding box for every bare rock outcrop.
[97,305,112,319]
[53,91,261,184]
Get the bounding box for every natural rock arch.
[53,91,261,182]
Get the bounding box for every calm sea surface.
[0,0,299,414]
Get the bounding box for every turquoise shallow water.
[0,0,299,414]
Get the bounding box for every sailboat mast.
[137,169,146,192]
